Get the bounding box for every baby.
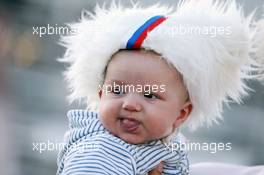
[57,50,190,175]
[57,0,261,174]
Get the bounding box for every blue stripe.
[66,160,122,174]
[71,155,131,175]
[126,15,164,49]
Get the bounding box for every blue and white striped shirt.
[57,110,189,175]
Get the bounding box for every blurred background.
[0,0,263,175]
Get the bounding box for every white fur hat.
[60,0,260,130]
[255,18,264,80]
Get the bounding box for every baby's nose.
[122,94,142,112]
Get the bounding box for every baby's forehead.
[105,49,184,83]
[110,49,176,71]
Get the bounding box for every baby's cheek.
[146,120,172,139]
[99,110,116,134]
[100,99,116,114]
[99,100,120,125]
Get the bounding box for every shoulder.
[162,133,190,174]
[67,110,98,127]
[61,133,137,175]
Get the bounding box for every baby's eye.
[144,92,158,99]
[112,88,125,95]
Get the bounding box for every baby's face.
[98,50,192,144]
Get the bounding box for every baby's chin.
[116,132,153,145]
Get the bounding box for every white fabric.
[190,163,264,175]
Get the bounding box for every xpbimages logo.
[164,141,232,154]
[32,140,65,154]
[98,82,166,96]
[32,24,77,37]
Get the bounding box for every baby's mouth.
[119,118,140,133]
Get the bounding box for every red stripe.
[133,17,167,49]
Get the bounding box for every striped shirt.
[57,110,189,175]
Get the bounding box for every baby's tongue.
[120,118,140,131]
[123,118,139,125]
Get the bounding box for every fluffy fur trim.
[59,0,259,130]
[255,17,264,80]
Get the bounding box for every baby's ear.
[173,102,192,129]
